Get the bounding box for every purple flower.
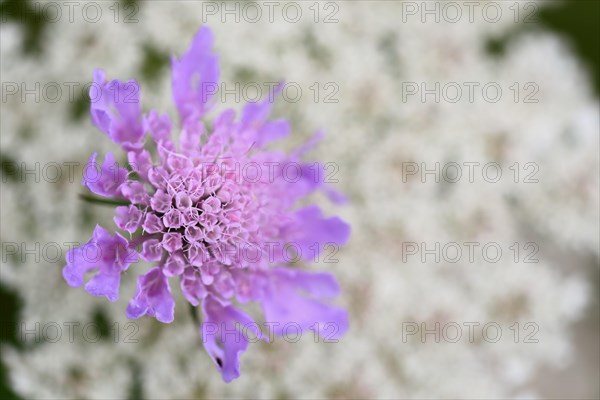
[201,295,265,383]
[64,25,350,382]
[114,205,143,233]
[82,152,127,198]
[63,225,138,302]
[284,205,351,261]
[259,268,348,339]
[90,69,144,150]
[171,26,219,121]
[127,267,175,323]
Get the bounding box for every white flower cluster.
[1,1,597,398]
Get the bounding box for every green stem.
[189,302,200,326]
[78,193,130,207]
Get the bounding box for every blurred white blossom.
[1,1,597,398]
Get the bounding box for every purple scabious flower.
[65,26,350,382]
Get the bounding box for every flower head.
[64,25,350,382]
